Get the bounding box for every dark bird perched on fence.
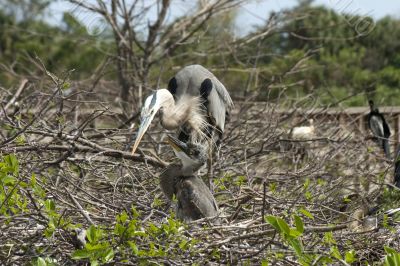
[159,135,219,222]
[367,100,391,159]
[131,64,233,155]
[393,145,400,188]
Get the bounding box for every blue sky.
[236,0,400,34]
[49,0,400,35]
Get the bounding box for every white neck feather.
[160,92,208,141]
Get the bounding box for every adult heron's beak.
[167,135,189,155]
[131,114,154,155]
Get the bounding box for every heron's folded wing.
[196,65,234,133]
[369,115,384,137]
[381,115,391,137]
[174,65,234,133]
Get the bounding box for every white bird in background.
[290,119,315,139]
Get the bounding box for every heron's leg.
[207,139,214,193]
[214,134,222,161]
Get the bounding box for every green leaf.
[293,215,304,234]
[384,247,400,266]
[36,257,47,266]
[277,217,290,235]
[261,259,269,266]
[330,246,343,260]
[90,259,99,266]
[118,211,128,223]
[131,206,139,218]
[179,239,188,250]
[323,231,336,245]
[345,250,356,263]
[299,208,314,220]
[265,216,280,232]
[2,175,16,185]
[87,225,97,243]
[85,242,108,251]
[288,238,303,256]
[268,182,277,193]
[289,228,302,238]
[385,256,395,266]
[128,241,139,255]
[395,254,400,266]
[31,174,37,186]
[132,230,147,237]
[114,223,125,236]
[71,249,90,260]
[45,200,55,212]
[4,154,19,175]
[103,248,114,262]
[303,178,310,189]
[305,191,312,201]
[385,246,397,254]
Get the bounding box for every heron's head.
[368,100,379,113]
[368,100,373,106]
[131,89,173,155]
[167,135,207,173]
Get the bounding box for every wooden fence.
[279,106,400,147]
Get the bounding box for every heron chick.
[131,64,233,155]
[160,135,219,222]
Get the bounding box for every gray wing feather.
[369,116,384,137]
[174,65,234,132]
[369,116,391,158]
[193,65,234,108]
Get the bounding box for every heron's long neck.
[161,95,190,130]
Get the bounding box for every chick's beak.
[167,135,190,156]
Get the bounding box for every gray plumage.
[159,165,181,201]
[172,64,234,133]
[159,136,219,222]
[175,176,219,222]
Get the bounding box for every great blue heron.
[367,100,391,159]
[131,64,233,155]
[159,135,219,222]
